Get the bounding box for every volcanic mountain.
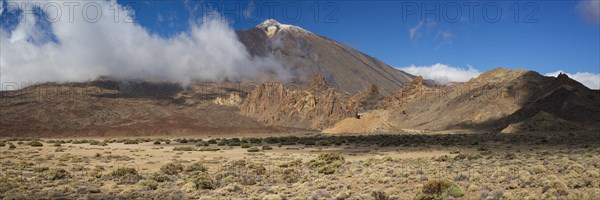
[236,19,414,95]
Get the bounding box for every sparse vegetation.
[173,146,195,151]
[138,180,159,190]
[309,153,345,174]
[414,179,464,200]
[194,175,214,190]
[161,163,184,175]
[246,147,260,152]
[111,167,138,177]
[149,172,170,182]
[1,133,599,199]
[41,168,71,180]
[29,140,43,147]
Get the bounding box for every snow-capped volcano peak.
[256,19,310,38]
[256,19,281,28]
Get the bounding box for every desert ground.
[1,131,599,200]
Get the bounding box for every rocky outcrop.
[213,93,242,106]
[239,81,356,130]
[378,76,427,109]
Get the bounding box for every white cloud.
[438,31,455,43]
[1,0,290,90]
[408,21,423,41]
[577,0,600,25]
[399,63,481,84]
[545,70,600,89]
[435,30,455,50]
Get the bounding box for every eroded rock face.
[239,82,356,130]
[378,76,426,109]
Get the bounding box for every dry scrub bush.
[161,163,184,175]
[309,153,345,174]
[138,180,159,190]
[414,179,464,200]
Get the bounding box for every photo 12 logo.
[2,1,340,25]
[401,1,539,23]
[3,1,137,24]
[200,1,340,24]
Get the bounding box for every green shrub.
[196,141,209,147]
[53,143,61,147]
[173,146,195,151]
[279,159,302,168]
[207,139,217,144]
[165,140,171,144]
[8,143,16,149]
[316,140,330,146]
[161,163,184,175]
[317,165,336,174]
[153,140,161,145]
[247,147,260,152]
[194,175,214,189]
[262,146,273,150]
[149,172,170,182]
[179,138,188,143]
[504,152,517,160]
[467,153,483,160]
[371,190,390,200]
[111,167,138,177]
[89,140,100,145]
[241,143,251,148]
[308,153,345,174]
[280,141,297,145]
[34,166,49,173]
[186,162,208,172]
[227,142,241,146]
[124,140,138,144]
[197,146,220,151]
[138,180,158,190]
[29,141,43,147]
[414,179,464,200]
[42,168,70,180]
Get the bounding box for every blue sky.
[1,0,599,88]
[121,0,599,75]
